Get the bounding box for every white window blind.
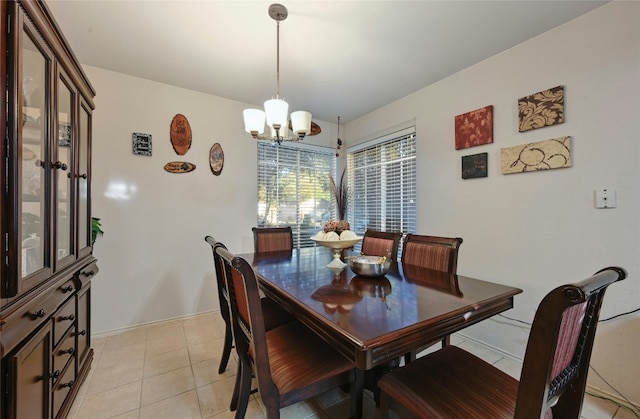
[347,130,417,255]
[258,142,336,248]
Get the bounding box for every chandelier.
[242,3,312,143]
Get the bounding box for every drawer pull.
[52,161,67,171]
[61,347,75,355]
[61,285,74,293]
[82,270,95,277]
[60,314,75,322]
[77,329,87,336]
[50,370,61,380]
[32,309,46,319]
[60,380,74,389]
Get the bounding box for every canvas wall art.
[501,136,571,174]
[462,153,488,179]
[455,105,493,150]
[518,85,564,132]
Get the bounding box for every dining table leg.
[349,368,365,419]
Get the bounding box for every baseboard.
[91,309,218,339]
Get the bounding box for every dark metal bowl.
[347,255,391,277]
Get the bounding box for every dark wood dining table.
[238,246,522,418]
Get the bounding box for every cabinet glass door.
[78,104,90,254]
[20,29,48,279]
[56,78,74,264]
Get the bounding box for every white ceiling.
[45,0,608,123]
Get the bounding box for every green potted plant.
[91,217,104,245]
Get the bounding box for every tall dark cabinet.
[0,1,97,417]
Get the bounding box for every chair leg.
[441,334,450,348]
[403,350,416,365]
[234,359,252,419]
[230,357,243,411]
[379,389,391,419]
[218,320,234,374]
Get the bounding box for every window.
[258,142,336,248]
[348,128,417,255]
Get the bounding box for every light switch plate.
[595,189,616,208]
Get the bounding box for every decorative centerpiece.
[312,168,360,268]
[311,222,362,269]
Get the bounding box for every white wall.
[86,1,638,406]
[346,1,639,406]
[86,67,336,333]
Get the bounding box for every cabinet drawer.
[0,277,74,355]
[53,297,76,346]
[52,361,75,419]
[78,261,99,286]
[53,327,76,379]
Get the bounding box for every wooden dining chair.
[401,234,463,359]
[215,245,359,419]
[401,234,463,273]
[204,236,293,375]
[378,266,627,419]
[361,229,403,260]
[252,226,294,253]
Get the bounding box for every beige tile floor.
[66,312,636,419]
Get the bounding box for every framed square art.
[462,152,488,179]
[132,132,152,156]
[455,105,493,150]
[518,85,564,132]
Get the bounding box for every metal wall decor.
[164,161,196,173]
[132,132,152,156]
[170,114,192,155]
[462,153,488,179]
[209,143,224,176]
[518,85,564,132]
[455,105,493,150]
[501,136,571,174]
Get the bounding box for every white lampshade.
[264,98,289,129]
[243,109,266,134]
[291,111,312,135]
[271,123,289,139]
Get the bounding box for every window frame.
[347,127,417,257]
[257,142,337,248]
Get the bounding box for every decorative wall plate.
[169,114,192,155]
[164,161,196,173]
[209,142,224,176]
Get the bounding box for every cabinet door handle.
[60,380,74,388]
[79,173,88,179]
[32,309,46,319]
[52,161,68,171]
[61,285,74,293]
[60,314,75,321]
[61,347,75,355]
[82,270,95,277]
[50,370,61,380]
[77,329,87,336]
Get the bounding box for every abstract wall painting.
[518,85,564,132]
[454,105,493,150]
[462,153,488,179]
[501,136,571,174]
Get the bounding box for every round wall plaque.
[209,142,224,176]
[170,114,192,155]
